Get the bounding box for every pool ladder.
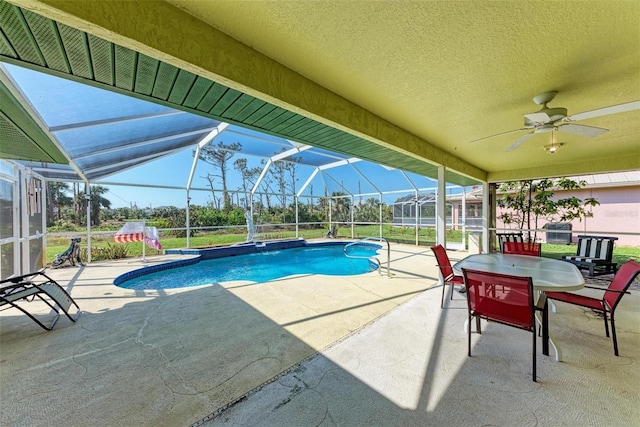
[343,237,391,277]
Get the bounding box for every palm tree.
[46,181,72,225]
[75,185,112,226]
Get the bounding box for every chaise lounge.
[0,271,81,330]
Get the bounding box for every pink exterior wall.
[497,185,640,247]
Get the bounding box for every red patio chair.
[503,241,541,257]
[545,260,640,356]
[431,245,465,308]
[462,268,545,382]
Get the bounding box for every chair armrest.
[583,285,630,294]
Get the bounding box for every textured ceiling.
[3,0,640,184]
[166,0,640,181]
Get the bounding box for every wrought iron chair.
[503,241,541,257]
[462,268,546,382]
[431,245,465,308]
[546,260,640,356]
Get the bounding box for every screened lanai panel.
[296,150,350,167]
[53,115,217,157]
[224,135,291,158]
[17,161,78,181]
[82,154,172,181]
[4,63,172,127]
[74,135,202,172]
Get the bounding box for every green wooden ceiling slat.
[182,76,211,107]
[0,114,54,161]
[23,9,70,73]
[243,103,278,125]
[308,127,343,145]
[251,107,290,128]
[221,93,256,120]
[134,54,159,95]
[0,81,67,163]
[0,3,45,66]
[152,61,179,100]
[306,126,342,145]
[291,122,327,141]
[167,69,197,105]
[57,23,93,79]
[88,33,114,86]
[232,98,267,122]
[0,27,17,58]
[209,88,242,116]
[195,82,226,112]
[286,125,324,143]
[114,44,136,91]
[278,117,316,136]
[270,115,308,133]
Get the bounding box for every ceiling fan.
[470,91,640,152]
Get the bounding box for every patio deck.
[1,243,638,426]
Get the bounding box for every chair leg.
[441,281,446,308]
[602,309,610,338]
[450,284,454,301]
[610,313,619,356]
[468,313,472,357]
[532,328,537,382]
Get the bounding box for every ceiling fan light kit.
[544,129,562,154]
[469,91,640,152]
[544,142,563,154]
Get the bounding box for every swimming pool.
[116,242,381,290]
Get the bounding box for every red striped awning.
[114,232,144,243]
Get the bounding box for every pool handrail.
[344,237,391,277]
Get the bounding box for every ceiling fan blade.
[566,100,640,122]
[557,123,608,137]
[505,132,534,152]
[524,112,550,124]
[469,128,528,144]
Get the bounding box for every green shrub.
[90,242,131,261]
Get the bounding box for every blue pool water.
[117,243,381,290]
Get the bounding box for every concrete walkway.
[204,280,640,426]
[1,244,638,426]
[1,242,442,426]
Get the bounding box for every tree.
[197,141,241,212]
[46,181,72,226]
[74,185,112,226]
[354,197,382,223]
[258,159,275,210]
[233,158,261,208]
[497,178,599,242]
[89,185,111,226]
[329,192,351,223]
[270,152,301,222]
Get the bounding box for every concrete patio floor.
[1,243,638,426]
